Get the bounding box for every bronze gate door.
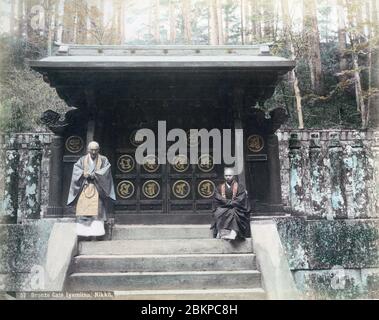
[113,129,224,224]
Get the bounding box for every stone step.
[79,238,253,255]
[112,224,213,240]
[72,253,257,273]
[67,270,261,291]
[115,214,212,225]
[113,288,266,300]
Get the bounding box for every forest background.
[0,0,378,132]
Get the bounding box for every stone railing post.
[342,138,354,219]
[288,133,305,214]
[364,131,378,217]
[2,136,20,223]
[328,132,346,219]
[24,135,43,219]
[308,132,330,218]
[351,132,368,218]
[374,131,379,216]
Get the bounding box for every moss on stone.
[0,221,54,290]
[275,217,379,270]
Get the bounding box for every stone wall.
[1,129,378,222]
[0,220,55,291]
[0,219,77,292]
[0,133,52,223]
[277,129,379,219]
[275,217,379,299]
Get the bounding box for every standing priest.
[211,167,251,240]
[67,141,116,238]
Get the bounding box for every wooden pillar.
[85,88,97,146]
[267,133,283,212]
[232,87,246,187]
[46,134,64,217]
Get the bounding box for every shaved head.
[224,167,235,183]
[87,141,100,159]
[87,141,99,150]
[224,167,234,176]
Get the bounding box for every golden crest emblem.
[65,136,83,153]
[142,180,160,198]
[247,134,264,152]
[198,154,214,172]
[198,180,215,198]
[172,155,189,173]
[117,154,135,173]
[143,155,160,173]
[172,180,191,199]
[117,180,135,199]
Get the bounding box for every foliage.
[0,36,69,133]
[0,0,377,131]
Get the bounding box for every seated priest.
[211,167,251,240]
[67,141,116,238]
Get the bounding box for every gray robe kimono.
[67,154,116,221]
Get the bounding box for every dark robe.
[67,154,116,220]
[211,180,251,239]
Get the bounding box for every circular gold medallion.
[198,180,216,198]
[172,155,189,173]
[142,180,160,198]
[198,154,214,172]
[65,136,83,153]
[247,134,264,152]
[117,154,135,173]
[142,155,160,173]
[130,129,145,147]
[117,180,135,199]
[172,180,191,199]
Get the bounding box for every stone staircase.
[65,225,266,299]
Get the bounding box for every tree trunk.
[154,0,160,43]
[262,0,274,40]
[46,0,55,55]
[182,0,192,44]
[245,0,252,43]
[209,0,219,45]
[347,1,369,123]
[250,0,260,42]
[293,69,304,129]
[353,51,369,128]
[76,2,88,44]
[371,0,378,37]
[17,0,24,38]
[55,0,63,44]
[63,0,76,43]
[337,0,348,71]
[122,0,126,44]
[224,1,230,44]
[216,0,224,45]
[10,0,15,36]
[169,0,177,43]
[281,0,304,129]
[240,0,245,44]
[368,0,379,128]
[281,0,290,35]
[303,0,324,95]
[24,0,31,42]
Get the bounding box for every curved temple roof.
[29,44,295,119]
[30,44,295,71]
